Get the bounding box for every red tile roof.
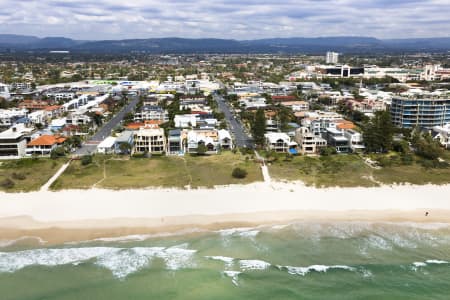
[27,135,66,146]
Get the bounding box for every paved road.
[213,93,254,148]
[75,95,140,155]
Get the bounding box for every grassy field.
[0,158,66,192]
[268,151,450,187]
[268,154,376,187]
[51,151,263,190]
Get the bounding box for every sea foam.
[239,259,271,270]
[0,246,197,279]
[205,256,234,267]
[223,271,241,286]
[281,264,355,276]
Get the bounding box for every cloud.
[0,0,448,40]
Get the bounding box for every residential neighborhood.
[1,52,450,191]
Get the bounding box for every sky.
[0,0,449,40]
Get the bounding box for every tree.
[411,131,443,161]
[252,108,266,146]
[50,147,66,159]
[196,143,208,155]
[362,111,394,153]
[232,167,248,179]
[67,136,82,148]
[81,155,93,166]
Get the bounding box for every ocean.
[1,222,449,299]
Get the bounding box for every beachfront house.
[295,127,327,155]
[344,129,365,153]
[264,132,298,153]
[187,129,219,154]
[115,131,134,154]
[26,135,66,157]
[0,124,33,158]
[97,136,117,154]
[167,129,184,155]
[324,128,350,153]
[218,129,233,150]
[133,125,166,155]
[433,124,450,149]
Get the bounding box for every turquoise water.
[1,222,450,299]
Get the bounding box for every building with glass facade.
[390,97,450,129]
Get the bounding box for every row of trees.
[362,111,444,164]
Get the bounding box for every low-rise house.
[344,129,365,153]
[133,125,166,155]
[295,127,327,155]
[66,113,91,126]
[433,124,450,149]
[26,135,66,157]
[44,105,64,119]
[0,109,28,127]
[28,110,46,125]
[97,136,117,154]
[265,132,298,153]
[174,114,198,128]
[218,129,233,150]
[187,130,218,154]
[325,128,350,153]
[167,129,184,155]
[115,131,134,154]
[281,101,309,112]
[134,105,169,123]
[49,118,66,132]
[18,100,50,111]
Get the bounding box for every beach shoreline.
[1,181,450,244]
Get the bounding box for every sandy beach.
[1,182,450,244]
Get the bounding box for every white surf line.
[254,151,271,184]
[40,160,72,191]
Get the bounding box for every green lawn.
[51,151,263,190]
[0,158,66,192]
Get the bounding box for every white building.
[186,130,218,154]
[26,135,66,157]
[0,109,28,127]
[344,129,365,153]
[133,126,166,154]
[174,114,198,128]
[295,127,327,155]
[433,124,450,149]
[218,129,233,150]
[264,132,297,153]
[0,83,11,100]
[0,124,32,158]
[326,52,339,64]
[97,136,117,154]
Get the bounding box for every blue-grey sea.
[1,222,450,299]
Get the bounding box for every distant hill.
[0,34,449,54]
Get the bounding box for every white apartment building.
[295,127,327,155]
[344,129,365,153]
[133,126,166,154]
[0,83,11,100]
[0,124,32,158]
[326,52,339,64]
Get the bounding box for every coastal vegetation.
[267,151,450,187]
[0,158,65,192]
[50,151,262,190]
